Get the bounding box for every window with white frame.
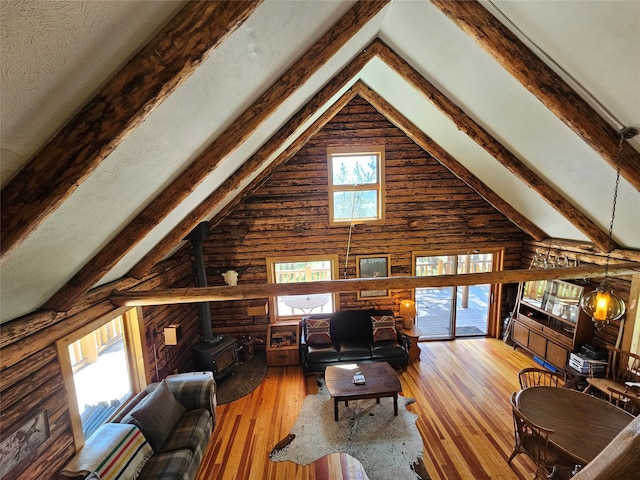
[57,307,147,447]
[267,255,339,319]
[328,146,385,224]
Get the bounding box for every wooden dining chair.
[508,392,575,479]
[607,386,640,416]
[518,367,564,390]
[585,347,640,398]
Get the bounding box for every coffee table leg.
[334,398,339,421]
[393,393,398,416]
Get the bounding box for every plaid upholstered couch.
[60,376,216,480]
[300,309,410,374]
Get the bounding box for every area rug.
[270,380,428,480]
[216,351,267,404]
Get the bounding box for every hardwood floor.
[196,338,541,479]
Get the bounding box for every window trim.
[411,248,505,338]
[327,145,385,225]
[56,306,148,449]
[266,254,340,322]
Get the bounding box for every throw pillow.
[129,380,186,451]
[305,318,332,344]
[371,315,397,341]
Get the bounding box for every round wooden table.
[515,386,634,465]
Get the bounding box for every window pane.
[70,317,132,439]
[272,259,334,316]
[332,155,378,185]
[333,190,378,220]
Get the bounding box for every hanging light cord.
[343,186,358,279]
[604,135,624,279]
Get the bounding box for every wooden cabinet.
[511,280,593,371]
[266,322,300,366]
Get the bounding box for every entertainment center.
[511,279,594,371]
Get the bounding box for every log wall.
[0,250,196,480]
[201,96,528,341]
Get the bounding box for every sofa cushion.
[306,343,340,363]
[137,449,194,480]
[129,380,186,451]
[305,318,332,344]
[330,309,375,343]
[371,315,397,341]
[372,340,407,358]
[60,423,153,480]
[160,408,212,453]
[338,340,372,361]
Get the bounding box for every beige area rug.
[270,380,429,480]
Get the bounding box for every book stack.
[352,372,366,385]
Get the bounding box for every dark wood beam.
[353,82,547,241]
[431,0,640,192]
[111,262,640,306]
[128,43,384,279]
[370,39,615,251]
[0,1,263,261]
[42,1,390,312]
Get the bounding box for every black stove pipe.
[186,222,213,342]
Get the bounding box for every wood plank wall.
[0,250,196,480]
[201,96,528,342]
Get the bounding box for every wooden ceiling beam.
[371,39,615,252]
[431,0,640,192]
[353,82,547,241]
[0,0,263,261]
[128,44,384,279]
[42,1,390,312]
[111,262,640,307]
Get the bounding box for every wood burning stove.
[192,336,239,382]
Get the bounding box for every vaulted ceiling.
[1,0,639,323]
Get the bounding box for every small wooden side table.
[402,325,422,362]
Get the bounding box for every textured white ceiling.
[1,0,639,322]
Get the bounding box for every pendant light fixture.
[579,127,637,329]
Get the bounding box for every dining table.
[515,385,634,466]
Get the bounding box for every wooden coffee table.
[325,362,402,421]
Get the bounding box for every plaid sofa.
[60,377,216,480]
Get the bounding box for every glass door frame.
[411,248,504,340]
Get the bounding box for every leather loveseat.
[300,309,411,373]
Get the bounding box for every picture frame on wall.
[356,255,390,299]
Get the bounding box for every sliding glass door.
[414,252,495,340]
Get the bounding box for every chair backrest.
[509,392,554,467]
[518,367,564,389]
[608,387,640,416]
[605,347,640,385]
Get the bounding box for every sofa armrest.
[397,331,412,351]
[167,379,216,418]
[59,423,152,480]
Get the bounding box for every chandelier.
[579,127,637,329]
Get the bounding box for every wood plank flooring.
[196,338,541,479]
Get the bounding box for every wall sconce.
[164,324,182,346]
[399,300,416,329]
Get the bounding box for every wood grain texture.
[371,38,615,251]
[110,262,640,307]
[196,338,541,479]
[0,0,263,260]
[41,0,389,313]
[430,0,640,193]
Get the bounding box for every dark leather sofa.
[300,309,411,373]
